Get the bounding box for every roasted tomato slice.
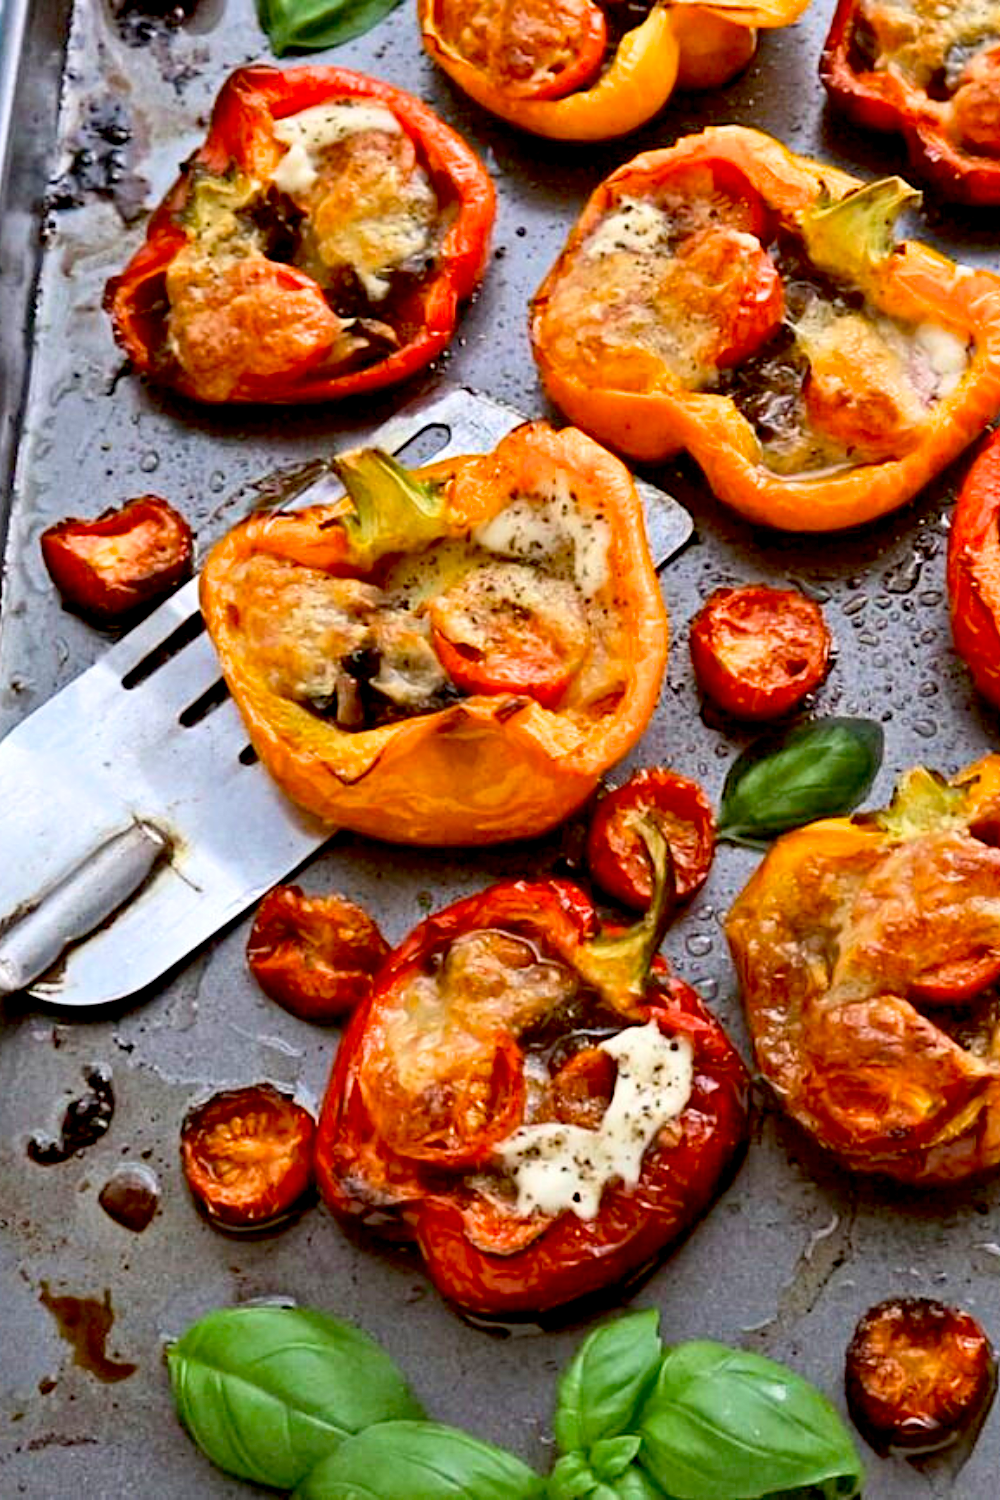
[845,1297,997,1455]
[587,768,715,909]
[40,495,193,621]
[429,562,589,707]
[910,948,1000,1006]
[180,1084,316,1229]
[247,885,390,1023]
[689,584,831,719]
[429,0,606,101]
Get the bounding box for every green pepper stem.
[333,448,447,566]
[799,177,921,297]
[574,815,677,1011]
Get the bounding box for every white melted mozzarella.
[271,102,402,196]
[473,479,611,597]
[584,197,670,259]
[496,1022,694,1221]
[912,322,968,397]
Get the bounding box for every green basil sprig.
[257,0,405,55]
[638,1341,864,1500]
[294,1420,544,1498]
[717,717,883,847]
[166,1304,424,1490]
[168,1304,862,1500]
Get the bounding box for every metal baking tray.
[2,2,999,1495]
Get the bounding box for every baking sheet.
[2,2,1000,1495]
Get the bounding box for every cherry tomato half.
[247,885,390,1023]
[587,767,715,910]
[689,584,831,719]
[40,495,193,622]
[429,0,607,101]
[910,947,1000,1006]
[429,562,589,708]
[180,1084,316,1229]
[845,1297,997,1455]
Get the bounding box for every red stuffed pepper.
[315,825,748,1317]
[105,65,495,404]
[821,0,1000,204]
[948,428,1000,712]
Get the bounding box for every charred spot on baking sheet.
[27,1065,115,1166]
[47,98,147,224]
[39,1283,137,1383]
[106,0,224,46]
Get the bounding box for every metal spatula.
[0,386,693,1009]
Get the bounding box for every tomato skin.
[689,584,831,719]
[247,885,389,1023]
[910,948,1000,1006]
[314,879,748,1317]
[40,495,193,621]
[180,1084,316,1230]
[587,768,715,909]
[948,428,1000,712]
[845,1298,997,1455]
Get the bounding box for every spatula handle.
[0,822,170,997]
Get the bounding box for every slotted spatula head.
[0,386,693,1009]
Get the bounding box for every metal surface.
[2,2,1000,1497]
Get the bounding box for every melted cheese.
[863,0,1000,89]
[584,198,672,259]
[272,102,403,196]
[497,1022,694,1220]
[473,481,612,597]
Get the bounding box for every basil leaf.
[592,1435,642,1479]
[257,0,404,55]
[717,718,883,846]
[555,1310,663,1454]
[547,1452,602,1498]
[612,1470,668,1499]
[167,1305,424,1490]
[637,1342,864,1500]
[294,1419,544,1498]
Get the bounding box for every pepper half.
[315,831,748,1317]
[727,756,1000,1184]
[199,421,668,846]
[418,0,808,142]
[948,427,1000,712]
[104,64,495,404]
[531,126,1000,532]
[821,0,1000,205]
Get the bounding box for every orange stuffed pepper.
[105,65,494,404]
[200,422,668,845]
[727,756,1000,1184]
[531,126,1000,531]
[418,0,807,142]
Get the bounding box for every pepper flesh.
[199,421,668,846]
[948,427,1000,712]
[419,0,808,142]
[40,495,193,621]
[104,64,495,404]
[315,875,748,1316]
[727,756,1000,1184]
[821,0,1000,205]
[531,125,1000,532]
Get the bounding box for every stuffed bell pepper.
[316,824,748,1316]
[105,65,495,403]
[948,427,1000,712]
[727,756,1000,1184]
[418,0,808,142]
[531,125,1000,532]
[821,0,1000,205]
[199,421,669,845]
